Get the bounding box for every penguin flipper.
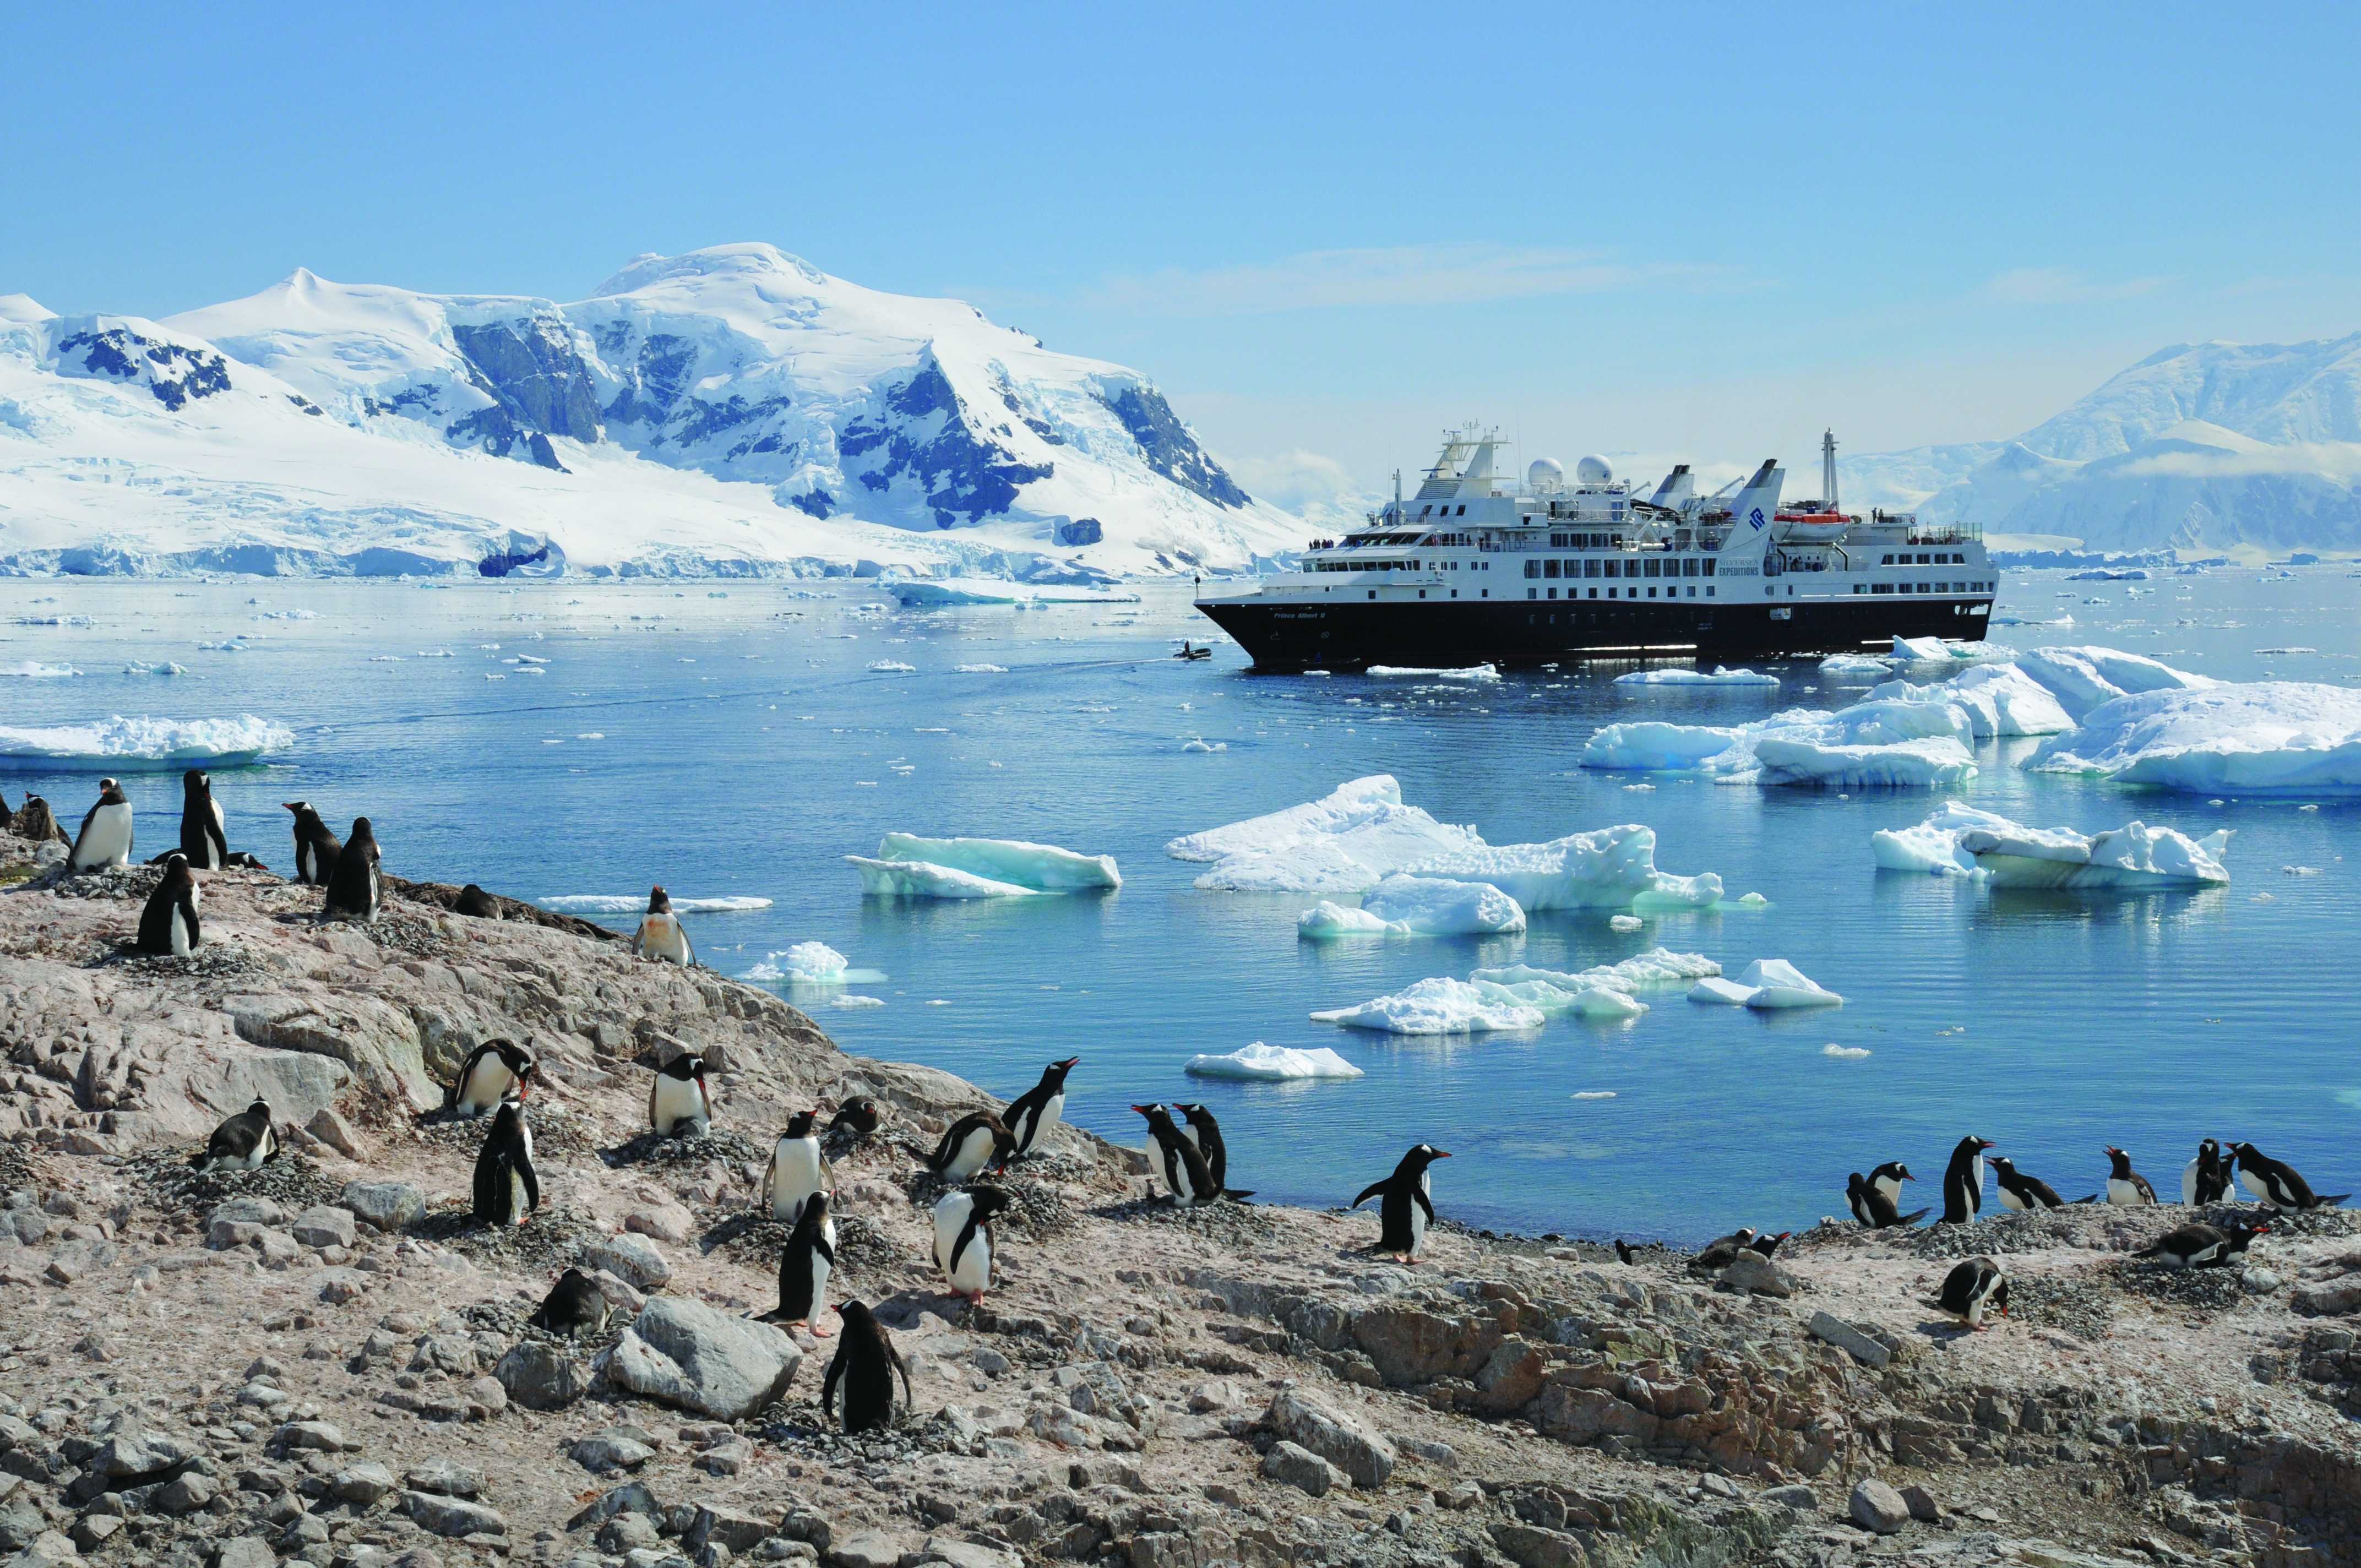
[2314,1193,2351,1208]
[1350,1180,1387,1210]
[1894,1206,1931,1226]
[814,1234,835,1266]
[1222,1189,1255,1202]
[1413,1186,1437,1225]
[821,1343,846,1419]
[521,1159,540,1215]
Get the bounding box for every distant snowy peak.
[3,306,241,415]
[2017,334,2361,459]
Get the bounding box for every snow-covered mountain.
[1844,335,2361,553]
[0,245,1304,579]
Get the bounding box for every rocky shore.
[1,823,2357,1568]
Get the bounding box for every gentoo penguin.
[648,1052,712,1137]
[2183,1139,2233,1206]
[932,1184,1010,1302]
[1934,1255,2010,1329]
[1133,1104,1218,1206]
[764,1109,832,1224]
[826,1097,881,1144]
[175,769,228,870]
[1172,1103,1247,1197]
[322,816,381,921]
[2136,1219,2271,1269]
[927,1110,1011,1182]
[454,883,503,919]
[2104,1146,2158,1206]
[1687,1228,1760,1275]
[194,1099,278,1172]
[12,794,65,844]
[1868,1161,1916,1211]
[2229,1141,2346,1210]
[1003,1057,1079,1161]
[472,1098,540,1226]
[1352,1144,1450,1263]
[1847,1172,1928,1229]
[281,802,342,887]
[529,1268,608,1335]
[68,778,134,872]
[447,1039,536,1119]
[1613,1239,1639,1265]
[630,886,694,966]
[761,1189,837,1334]
[1748,1231,1793,1258]
[821,1300,912,1434]
[137,853,202,956]
[1990,1157,2065,1212]
[1940,1136,1996,1224]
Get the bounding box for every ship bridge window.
[1881,554,1894,565]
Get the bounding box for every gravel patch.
[601,1126,766,1169]
[412,1201,603,1268]
[129,1146,346,1221]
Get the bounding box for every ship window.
[1547,587,1557,600]
[1455,505,1466,516]
[1683,558,1698,577]
[1873,583,1891,594]
[1582,559,1598,578]
[1646,586,1656,598]
[1368,590,1377,599]
[1702,559,1716,577]
[1419,590,1427,599]
[1705,586,1714,597]
[1918,582,1930,593]
[1527,588,1537,600]
[1524,560,1538,579]
[1765,586,1774,598]
[1916,553,1930,564]
[1881,554,1894,565]
[1854,584,1867,595]
[1604,560,1620,578]
[1587,587,1597,599]
[1687,586,1696,598]
[1543,560,1560,579]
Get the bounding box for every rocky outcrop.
[603,1297,803,1420]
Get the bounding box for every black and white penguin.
[2182,1139,2232,1206]
[1171,1103,1248,1198]
[1749,1231,1792,1258]
[137,853,202,956]
[761,1189,837,1333]
[764,1109,831,1224]
[1941,1135,1995,1224]
[826,1097,881,1145]
[1613,1239,1639,1265]
[1687,1228,1760,1275]
[927,1110,1011,1182]
[173,769,229,870]
[648,1052,712,1137]
[194,1099,278,1173]
[2104,1146,2158,1206]
[630,886,693,966]
[2228,1142,2346,1210]
[932,1183,1009,1302]
[1990,1157,2065,1211]
[528,1268,609,1335]
[2136,1219,2271,1269]
[323,816,381,922]
[447,1039,536,1119]
[1847,1172,1928,1229]
[472,1098,540,1226]
[281,802,342,888]
[11,793,64,845]
[821,1300,912,1434]
[1868,1161,1916,1211]
[455,884,503,919]
[1133,1104,1218,1206]
[1934,1255,2010,1329]
[1003,1057,1078,1161]
[69,778,134,872]
[1351,1144,1450,1263]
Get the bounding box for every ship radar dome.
[1575,454,1613,484]
[1527,457,1564,493]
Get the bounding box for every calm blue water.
[3,570,2356,1243]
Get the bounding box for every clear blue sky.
[9,3,2358,505]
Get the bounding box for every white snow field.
[1184,1043,1365,1081]
[1309,977,1548,1036]
[2028,682,2361,795]
[1296,873,1527,939]
[0,246,1303,580]
[0,714,294,769]
[847,832,1121,898]
[881,578,1140,607]
[1687,959,1845,1010]
[538,893,773,913]
[1612,666,1780,687]
[1873,804,2232,884]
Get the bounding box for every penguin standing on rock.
[455,884,503,919]
[1172,1103,1247,1198]
[176,769,229,870]
[2229,1142,2347,1210]
[69,779,134,872]
[1002,1057,1079,1161]
[529,1268,609,1335]
[648,1053,712,1138]
[1934,1256,2010,1329]
[194,1099,278,1173]
[2104,1146,2158,1206]
[137,853,203,956]
[761,1190,837,1334]
[1991,1157,2065,1211]
[822,1301,912,1434]
[1134,1104,1217,1206]
[1352,1144,1450,1264]
[323,817,381,922]
[472,1098,540,1226]
[764,1110,832,1224]
[1941,1136,1996,1224]
[447,1039,536,1119]
[927,1111,1011,1181]
[282,803,341,887]
[630,886,694,965]
[2183,1139,2233,1206]
[2137,1219,2271,1268]
[932,1184,1009,1302]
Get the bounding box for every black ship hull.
[1195,594,1994,672]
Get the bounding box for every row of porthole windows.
[1528,585,1712,601]
[1883,551,1970,565]
[1526,557,1716,580]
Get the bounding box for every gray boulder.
[1848,1478,1910,1535]
[493,1340,588,1411]
[340,1182,426,1233]
[1723,1249,1796,1298]
[582,1233,671,1292]
[604,1296,800,1420]
[402,1489,507,1538]
[1266,1388,1395,1488]
[1261,1440,1340,1497]
[289,1206,356,1249]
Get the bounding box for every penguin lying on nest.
[529,1268,609,1335]
[1932,1255,2009,1329]
[2229,1142,2348,1211]
[2136,1219,2270,1269]
[194,1099,278,1173]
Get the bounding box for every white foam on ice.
[0,714,294,770]
[2028,681,2361,796]
[540,894,774,913]
[1310,976,1548,1035]
[1296,873,1527,938]
[1689,959,1843,1010]
[1185,1042,1365,1081]
[848,832,1121,898]
[1613,666,1778,687]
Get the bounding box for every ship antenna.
[1392,467,1402,528]
[1823,428,1839,514]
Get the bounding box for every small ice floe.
[1732,891,1770,907]
[1821,1044,1872,1059]
[122,661,189,676]
[883,578,1139,607]
[1297,874,1527,939]
[2030,680,2361,796]
[538,894,774,914]
[0,714,295,770]
[744,941,872,983]
[1819,654,1892,679]
[868,660,917,673]
[1180,738,1228,753]
[847,834,1121,899]
[955,663,1008,674]
[831,994,885,1009]
[1613,666,1778,687]
[0,661,79,678]
[1310,977,1547,1035]
[1570,1091,1618,1100]
[197,637,255,652]
[576,733,605,741]
[1184,1043,1364,1081]
[2284,865,2321,876]
[1609,914,1644,933]
[368,655,404,663]
[1688,959,1844,1010]
[1364,664,1500,682]
[13,614,94,628]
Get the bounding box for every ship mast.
[1821,428,1839,513]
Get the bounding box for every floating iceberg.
[1689,959,1843,1010]
[1364,664,1499,681]
[1867,665,2071,738]
[745,941,851,982]
[0,661,78,678]
[882,578,1139,607]
[1411,824,1724,909]
[1297,874,1527,939]
[1961,820,2231,888]
[540,894,774,913]
[1587,698,1977,789]
[1167,775,1484,894]
[954,663,1008,674]
[2027,682,2361,796]
[1892,636,2014,664]
[1754,734,1978,789]
[1185,1043,1366,1081]
[1823,1044,1873,1059]
[849,832,1122,898]
[1870,802,2030,875]
[1819,654,1892,679]
[867,660,917,673]
[122,661,189,676]
[1310,977,1547,1035]
[1613,666,1778,687]
[1467,948,1719,1019]
[2012,645,2214,720]
[0,714,295,770]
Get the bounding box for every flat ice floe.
[1410,825,1723,909]
[0,714,294,770]
[1819,654,1892,679]
[848,832,1122,898]
[2012,645,2214,720]
[540,894,774,913]
[1185,1042,1364,1081]
[1310,977,1548,1035]
[1297,873,1527,938]
[1165,775,1484,894]
[1612,666,1778,687]
[1891,636,2014,664]
[1873,803,2232,884]
[0,661,78,678]
[1687,959,1845,1010]
[2028,681,2361,796]
[1364,664,1499,681]
[882,578,1140,607]
[1866,665,2071,738]
[1584,699,1977,788]
[1468,948,1721,1019]
[743,941,853,983]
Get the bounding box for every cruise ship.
[1193,428,1994,671]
